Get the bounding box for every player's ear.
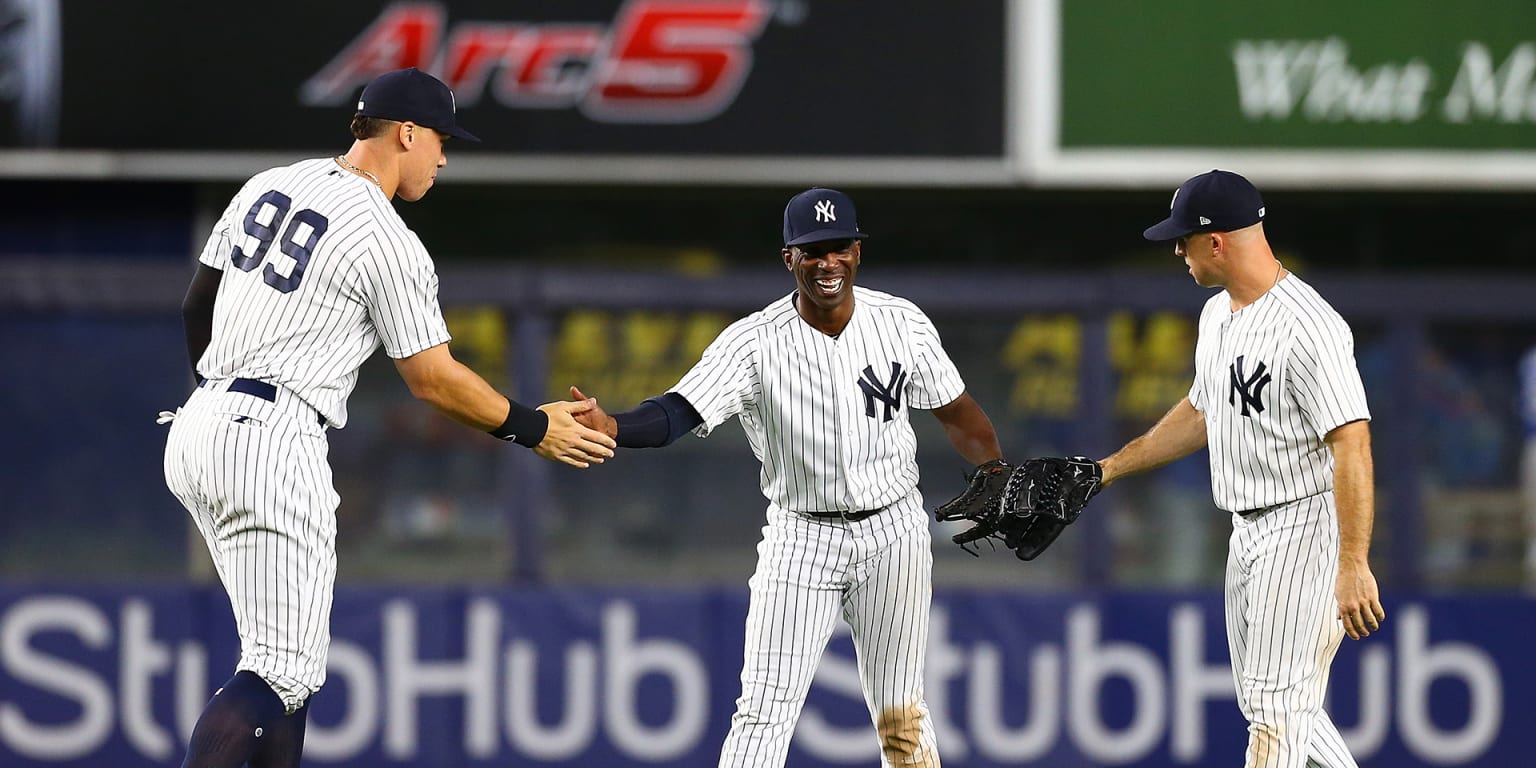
[782,247,794,270]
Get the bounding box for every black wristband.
[489,398,548,448]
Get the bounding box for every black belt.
[802,507,882,522]
[1237,503,1282,518]
[1236,492,1325,518]
[227,377,277,401]
[202,378,325,426]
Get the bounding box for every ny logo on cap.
[814,200,836,223]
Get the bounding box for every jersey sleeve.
[668,316,758,437]
[196,191,248,270]
[1289,314,1372,438]
[904,305,966,409]
[356,231,453,359]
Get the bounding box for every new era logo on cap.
[1143,169,1266,241]
[783,188,868,247]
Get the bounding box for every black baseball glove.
[932,459,1013,555]
[999,456,1104,560]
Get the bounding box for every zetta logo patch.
[1228,355,1272,417]
[858,362,907,422]
[301,0,771,124]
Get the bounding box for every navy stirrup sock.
[250,700,311,768]
[181,671,286,768]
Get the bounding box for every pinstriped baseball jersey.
[672,286,966,513]
[166,157,452,713]
[1190,274,1371,512]
[1190,272,1368,768]
[671,285,965,768]
[195,157,452,428]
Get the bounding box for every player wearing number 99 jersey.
[161,68,615,768]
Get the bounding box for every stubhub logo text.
[0,589,1517,767]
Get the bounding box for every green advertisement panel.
[1061,0,1536,150]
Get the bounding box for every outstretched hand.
[536,396,617,468]
[568,386,618,439]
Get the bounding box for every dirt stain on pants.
[877,705,936,766]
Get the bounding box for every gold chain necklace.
[335,155,382,190]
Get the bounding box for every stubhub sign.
[0,588,1522,767]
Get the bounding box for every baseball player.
[572,188,1003,767]
[161,68,615,768]
[1083,170,1385,767]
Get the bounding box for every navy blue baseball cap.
[357,68,481,143]
[783,188,868,247]
[1143,170,1265,241]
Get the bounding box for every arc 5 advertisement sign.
[0,0,1006,184]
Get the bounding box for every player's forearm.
[395,345,544,436]
[1328,420,1376,566]
[182,314,213,382]
[946,425,1003,467]
[932,393,1003,466]
[609,393,702,448]
[180,265,222,381]
[412,360,516,429]
[1099,398,1207,487]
